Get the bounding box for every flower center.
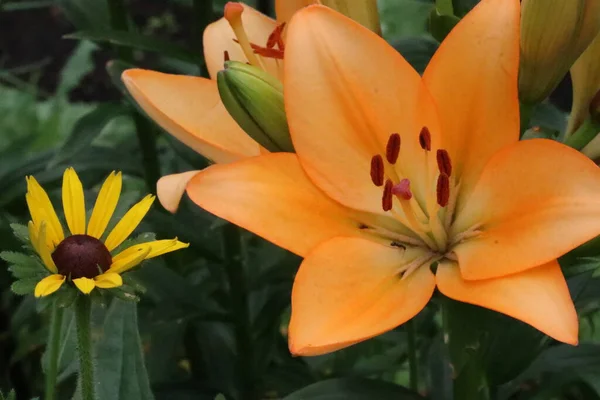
[368,127,476,259]
[224,2,286,68]
[51,235,112,279]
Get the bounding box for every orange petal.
[275,0,314,23]
[453,139,600,280]
[186,153,365,257]
[204,4,281,79]
[436,260,578,345]
[422,0,520,201]
[157,170,200,213]
[289,237,435,356]
[285,5,439,215]
[122,69,260,164]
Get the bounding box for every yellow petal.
[289,237,435,356]
[28,220,40,254]
[94,272,123,289]
[284,5,439,215]
[157,170,200,213]
[87,171,122,239]
[113,239,188,263]
[204,4,280,79]
[73,277,96,294]
[453,139,600,280]
[436,260,578,345]
[104,194,155,251]
[423,0,520,201]
[108,245,151,274]
[62,167,86,235]
[122,69,261,164]
[37,222,58,273]
[34,274,65,298]
[26,176,64,247]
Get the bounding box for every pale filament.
[224,4,266,69]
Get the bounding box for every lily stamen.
[399,253,439,280]
[370,154,384,187]
[224,2,264,68]
[436,149,452,176]
[385,132,401,164]
[436,173,450,207]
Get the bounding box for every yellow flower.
[28,168,188,297]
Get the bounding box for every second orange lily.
[183,0,600,356]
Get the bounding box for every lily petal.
[204,4,280,79]
[157,170,200,213]
[285,5,439,215]
[186,153,365,257]
[454,139,600,280]
[436,260,578,345]
[122,69,261,164]
[94,272,123,289]
[422,0,520,202]
[289,237,435,356]
[276,0,313,23]
[34,274,65,297]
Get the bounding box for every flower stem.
[44,302,64,400]
[222,224,256,400]
[406,319,419,391]
[564,118,600,150]
[75,295,95,400]
[106,0,132,62]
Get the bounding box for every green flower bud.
[519,0,600,104]
[568,32,600,134]
[217,61,293,153]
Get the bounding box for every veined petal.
[34,274,65,298]
[62,167,86,235]
[37,222,58,273]
[436,260,578,345]
[73,277,96,294]
[113,239,188,262]
[108,245,151,274]
[453,139,600,280]
[423,0,520,203]
[204,4,280,79]
[26,176,64,247]
[157,170,200,213]
[94,272,123,289]
[289,237,435,356]
[186,153,366,257]
[285,5,439,215]
[104,195,155,251]
[122,70,261,164]
[88,171,122,239]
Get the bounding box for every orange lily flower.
[187,0,600,356]
[122,3,282,169]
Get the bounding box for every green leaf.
[10,223,31,244]
[93,299,154,400]
[283,378,424,399]
[428,9,460,42]
[451,0,479,16]
[11,278,40,295]
[1,251,39,268]
[106,59,136,94]
[49,103,128,167]
[57,40,97,95]
[0,389,16,400]
[65,30,203,65]
[55,0,109,30]
[392,37,439,74]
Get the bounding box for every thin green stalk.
[132,112,161,194]
[75,296,95,400]
[564,118,600,150]
[45,302,64,400]
[406,319,419,391]
[192,0,213,76]
[222,224,256,400]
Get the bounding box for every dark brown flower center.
[51,235,112,279]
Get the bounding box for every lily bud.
[568,32,600,134]
[276,0,381,34]
[217,61,293,152]
[519,0,600,104]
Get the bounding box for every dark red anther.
[370,155,384,187]
[392,179,412,200]
[436,149,452,176]
[437,173,450,207]
[382,179,393,211]
[386,133,401,164]
[224,50,231,62]
[267,23,286,50]
[419,127,432,151]
[253,47,285,59]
